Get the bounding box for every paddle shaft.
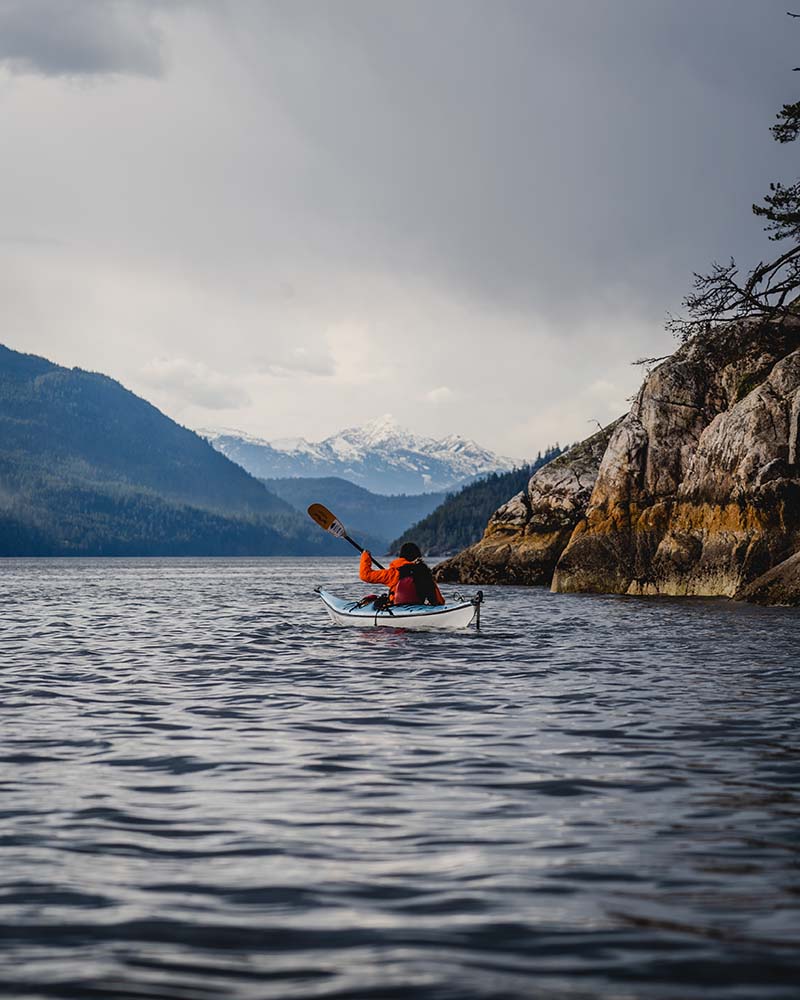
[344,533,385,570]
[306,503,385,569]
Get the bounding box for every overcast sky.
[1,0,797,456]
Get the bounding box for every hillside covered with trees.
[0,344,340,556]
[391,447,562,556]
[262,476,445,553]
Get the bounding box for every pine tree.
[670,14,800,341]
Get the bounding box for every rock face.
[553,320,800,597]
[434,423,619,585]
[736,550,800,606]
[437,320,800,604]
[736,552,800,608]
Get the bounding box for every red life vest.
[393,561,439,605]
[393,566,419,605]
[360,550,444,606]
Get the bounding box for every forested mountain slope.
[0,344,338,556]
[262,476,445,552]
[392,447,562,555]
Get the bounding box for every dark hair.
[399,541,422,561]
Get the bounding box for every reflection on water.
[1,557,799,999]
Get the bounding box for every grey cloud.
[220,0,799,324]
[0,0,167,77]
[3,1,799,452]
[252,342,337,379]
[263,358,336,379]
[137,358,249,411]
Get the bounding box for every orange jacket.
[359,551,445,605]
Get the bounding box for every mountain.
[435,318,800,606]
[0,344,341,556]
[434,428,616,585]
[200,415,516,494]
[262,476,446,553]
[391,447,563,556]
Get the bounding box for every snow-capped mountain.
[199,415,516,495]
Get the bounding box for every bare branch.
[633,355,670,367]
[587,419,613,447]
[670,14,800,344]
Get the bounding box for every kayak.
[316,588,482,630]
[315,588,483,631]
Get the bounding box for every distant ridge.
[0,343,340,556]
[392,446,563,556]
[262,476,446,553]
[201,415,516,495]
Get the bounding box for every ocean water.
[1,556,799,1000]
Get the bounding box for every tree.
[669,13,800,342]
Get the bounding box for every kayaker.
[360,542,445,606]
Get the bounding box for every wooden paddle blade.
[308,503,335,529]
[308,501,381,563]
[307,503,346,539]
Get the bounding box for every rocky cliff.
[436,320,800,605]
[435,422,619,585]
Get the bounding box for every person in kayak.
[360,542,445,606]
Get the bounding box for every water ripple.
[1,557,799,998]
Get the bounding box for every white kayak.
[316,588,483,631]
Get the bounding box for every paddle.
[307,503,386,569]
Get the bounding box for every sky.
[1,0,798,458]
